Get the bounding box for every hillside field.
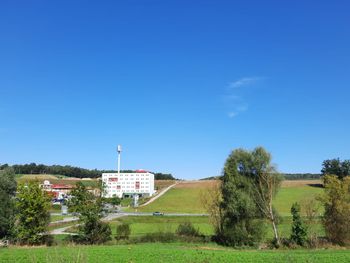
[133,180,323,215]
[2,243,350,263]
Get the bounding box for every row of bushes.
[114,221,208,244]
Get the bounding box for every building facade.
[102,170,155,198]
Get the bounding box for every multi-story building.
[102,170,155,198]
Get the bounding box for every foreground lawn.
[2,243,350,263]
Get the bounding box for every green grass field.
[136,188,206,213]
[2,243,350,263]
[132,180,324,216]
[110,216,213,236]
[274,185,323,216]
[120,180,326,242]
[63,214,324,242]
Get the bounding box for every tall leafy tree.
[68,182,111,244]
[321,158,350,179]
[0,168,17,239]
[321,175,350,245]
[250,147,283,246]
[15,181,51,245]
[219,147,282,246]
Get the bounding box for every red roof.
[52,185,73,189]
[135,169,147,173]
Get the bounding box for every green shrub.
[290,202,307,246]
[72,220,111,244]
[138,232,176,243]
[51,204,61,211]
[115,223,131,240]
[176,222,200,237]
[215,220,266,247]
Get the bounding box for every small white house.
[102,170,155,198]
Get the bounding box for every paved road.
[50,216,79,225]
[50,225,78,235]
[103,212,208,220]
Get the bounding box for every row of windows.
[108,185,149,189]
[105,174,151,177]
[110,189,149,193]
[108,182,149,186]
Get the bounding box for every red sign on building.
[109,178,118,182]
[135,181,140,189]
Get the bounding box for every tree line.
[0,163,176,180]
[283,173,321,180]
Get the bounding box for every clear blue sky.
[1,1,349,179]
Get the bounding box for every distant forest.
[0,163,176,180]
[201,173,322,181]
[283,173,321,180]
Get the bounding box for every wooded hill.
[0,163,176,180]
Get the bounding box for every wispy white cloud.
[224,76,265,118]
[228,112,238,118]
[228,77,262,89]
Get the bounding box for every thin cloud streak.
[228,77,262,89]
[224,76,265,118]
[228,112,238,118]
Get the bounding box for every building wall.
[102,172,155,198]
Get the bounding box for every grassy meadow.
[121,179,325,241]
[108,216,212,237]
[106,215,323,242]
[131,180,323,216]
[133,181,214,213]
[2,243,350,263]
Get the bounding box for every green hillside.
[134,180,323,216]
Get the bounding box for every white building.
[102,170,155,198]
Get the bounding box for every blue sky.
[0,1,349,179]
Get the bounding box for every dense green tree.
[103,196,121,206]
[290,202,307,246]
[68,182,111,244]
[15,181,51,245]
[220,149,260,246]
[321,158,350,179]
[321,175,350,245]
[0,168,17,239]
[219,147,282,247]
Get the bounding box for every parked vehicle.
[153,211,164,216]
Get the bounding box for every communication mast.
[117,145,122,175]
